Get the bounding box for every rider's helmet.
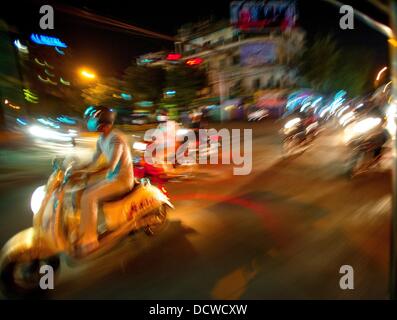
[84,106,116,132]
[157,110,168,123]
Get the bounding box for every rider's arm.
[108,136,123,174]
[77,140,102,173]
[91,139,102,164]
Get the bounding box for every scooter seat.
[105,181,140,203]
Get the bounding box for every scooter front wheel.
[0,254,60,298]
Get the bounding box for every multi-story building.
[18,32,78,116]
[177,19,304,102]
[137,1,304,108]
[0,23,80,124]
[0,20,26,127]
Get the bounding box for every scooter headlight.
[284,117,301,130]
[343,117,382,144]
[283,118,301,134]
[133,141,147,151]
[31,185,46,215]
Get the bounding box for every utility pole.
[389,0,397,300]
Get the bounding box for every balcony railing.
[181,27,293,56]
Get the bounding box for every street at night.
[0,121,391,299]
[1,0,397,308]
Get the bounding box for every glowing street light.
[80,69,96,79]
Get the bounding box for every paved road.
[0,121,392,299]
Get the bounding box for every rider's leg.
[79,179,132,250]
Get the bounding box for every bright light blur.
[339,111,355,126]
[68,129,78,137]
[80,69,96,79]
[376,66,388,81]
[28,125,73,142]
[30,185,46,215]
[336,105,350,118]
[320,106,331,118]
[248,109,268,121]
[176,128,190,136]
[386,103,397,136]
[383,81,392,93]
[344,117,382,143]
[133,141,148,151]
[14,39,29,53]
[284,117,301,129]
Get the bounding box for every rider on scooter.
[156,110,182,165]
[364,106,390,160]
[74,106,134,255]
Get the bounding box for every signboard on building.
[240,42,276,66]
[137,51,166,65]
[230,0,297,32]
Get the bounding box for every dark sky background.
[1,0,390,77]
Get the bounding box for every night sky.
[1,0,390,77]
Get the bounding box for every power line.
[55,4,176,42]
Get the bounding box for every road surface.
[0,121,391,299]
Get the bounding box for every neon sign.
[60,78,71,86]
[30,34,67,48]
[38,75,57,85]
[121,93,132,101]
[186,58,204,66]
[166,53,182,61]
[23,89,39,104]
[14,39,29,53]
[45,69,55,77]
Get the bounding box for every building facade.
[137,1,304,108]
[177,19,304,102]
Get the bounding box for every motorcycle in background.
[281,116,321,158]
[343,116,390,177]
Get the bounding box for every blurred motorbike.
[280,116,320,157]
[343,116,390,177]
[132,128,220,182]
[0,157,173,297]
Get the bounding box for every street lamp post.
[389,0,397,300]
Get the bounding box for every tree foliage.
[299,35,373,96]
[81,77,129,108]
[123,65,166,102]
[163,65,208,107]
[82,63,208,111]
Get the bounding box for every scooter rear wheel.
[144,205,168,236]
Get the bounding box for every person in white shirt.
[75,106,134,255]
